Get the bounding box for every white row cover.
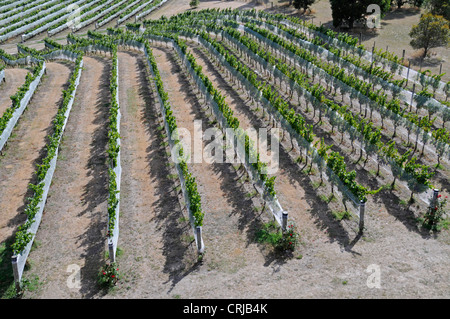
[22,0,92,41]
[0,0,60,29]
[0,0,87,42]
[136,0,168,20]
[48,0,111,36]
[117,0,153,25]
[73,0,125,32]
[96,0,140,28]
[0,0,30,17]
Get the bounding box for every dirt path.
[22,56,111,299]
[0,67,30,115]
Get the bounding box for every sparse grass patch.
[332,210,351,221]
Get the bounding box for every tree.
[329,0,391,29]
[395,0,425,9]
[410,13,450,58]
[410,0,425,8]
[189,0,199,8]
[394,0,408,9]
[293,0,315,13]
[425,0,450,21]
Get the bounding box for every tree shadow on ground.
[409,55,445,69]
[383,7,422,21]
[372,188,439,240]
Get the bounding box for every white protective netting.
[136,0,168,20]
[47,0,104,36]
[117,0,154,25]
[73,0,126,32]
[0,0,30,16]
[0,0,85,42]
[96,0,140,28]
[0,0,61,30]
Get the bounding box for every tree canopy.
[330,0,391,29]
[410,13,450,58]
[425,0,450,21]
[293,0,316,13]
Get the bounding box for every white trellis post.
[282,211,288,231]
[109,242,115,263]
[406,60,411,87]
[359,201,365,234]
[432,189,439,208]
[196,226,203,254]
[411,83,416,109]
[11,255,21,292]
